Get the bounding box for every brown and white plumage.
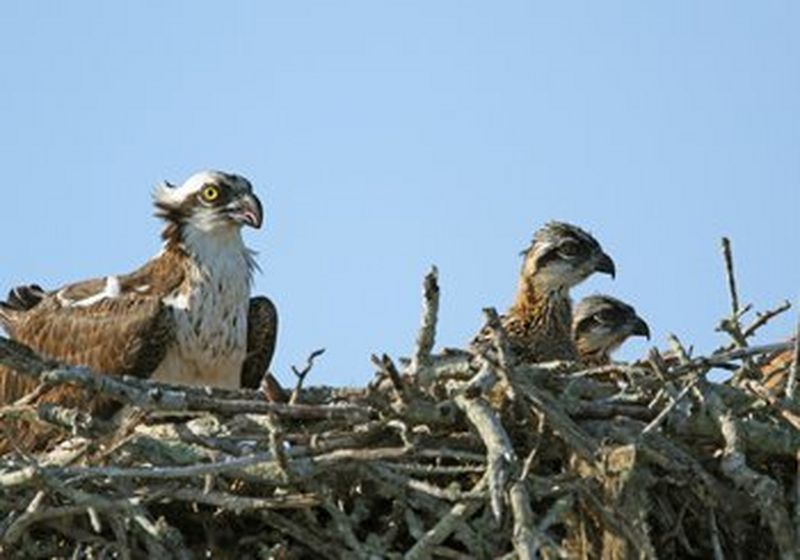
[759,341,796,393]
[0,171,278,428]
[572,295,650,366]
[473,222,615,364]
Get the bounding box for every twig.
[35,403,112,437]
[3,493,146,545]
[0,337,370,420]
[453,392,514,521]
[671,341,793,377]
[260,510,345,560]
[795,449,800,555]
[533,494,575,553]
[11,382,50,407]
[371,353,406,400]
[721,237,740,318]
[508,479,537,559]
[742,300,792,339]
[512,373,600,462]
[323,494,371,557]
[289,348,325,405]
[708,508,724,560]
[481,307,517,401]
[0,446,410,488]
[667,334,691,364]
[404,475,488,560]
[520,410,546,481]
[641,378,699,435]
[371,463,485,502]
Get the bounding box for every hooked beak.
[631,316,651,340]
[230,193,263,229]
[595,252,616,279]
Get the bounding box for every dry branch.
[411,266,440,387]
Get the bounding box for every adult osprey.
[0,171,278,411]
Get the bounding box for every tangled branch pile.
[0,268,798,559]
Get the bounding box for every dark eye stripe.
[536,242,588,268]
[575,316,598,336]
[597,307,627,323]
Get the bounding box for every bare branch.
[481,307,517,401]
[721,236,741,318]
[289,348,326,404]
[743,300,792,339]
[411,266,440,385]
[452,392,514,522]
[404,475,488,560]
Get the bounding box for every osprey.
[0,171,278,412]
[572,294,650,366]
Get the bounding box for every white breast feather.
[153,228,252,389]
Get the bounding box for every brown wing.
[241,296,280,391]
[0,249,186,385]
[1,293,174,395]
[0,249,187,452]
[0,294,175,453]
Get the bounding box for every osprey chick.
[0,171,278,408]
[474,222,615,363]
[572,295,650,366]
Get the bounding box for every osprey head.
[521,221,615,292]
[573,294,650,361]
[154,171,263,239]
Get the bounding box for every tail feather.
[0,284,45,334]
[0,302,12,332]
[6,284,45,311]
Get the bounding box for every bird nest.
[0,267,798,560]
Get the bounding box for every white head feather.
[153,170,232,206]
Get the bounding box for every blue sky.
[1,2,797,386]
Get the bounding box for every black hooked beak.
[231,193,264,229]
[631,316,651,340]
[595,252,616,279]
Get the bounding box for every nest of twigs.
[0,264,798,560]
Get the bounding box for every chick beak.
[595,253,616,279]
[631,316,651,340]
[231,193,264,229]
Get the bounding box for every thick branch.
[411,266,440,385]
[708,393,796,559]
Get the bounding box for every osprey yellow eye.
[201,185,220,202]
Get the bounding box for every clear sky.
[1,2,797,386]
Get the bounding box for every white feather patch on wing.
[71,276,121,307]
